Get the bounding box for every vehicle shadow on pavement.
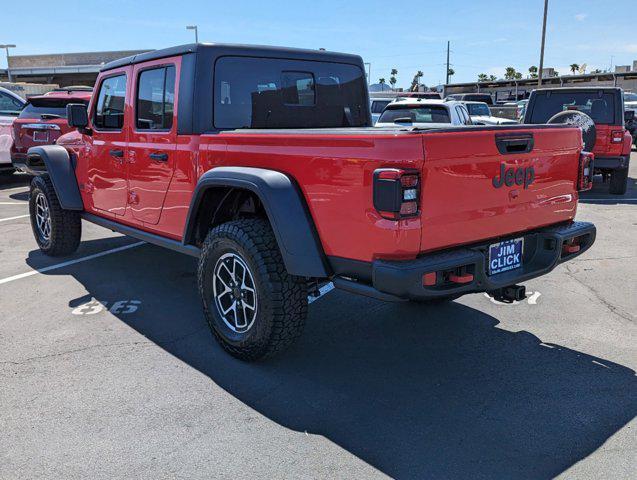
[0,173,30,191]
[579,174,637,205]
[29,242,637,480]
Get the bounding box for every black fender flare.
[183,167,330,278]
[27,145,84,211]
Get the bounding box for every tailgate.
[13,119,65,150]
[418,126,582,252]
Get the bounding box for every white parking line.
[0,214,29,223]
[0,202,26,205]
[0,242,145,286]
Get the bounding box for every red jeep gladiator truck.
[523,87,632,194]
[20,44,596,361]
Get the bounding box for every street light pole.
[186,25,198,43]
[538,0,548,86]
[0,44,16,83]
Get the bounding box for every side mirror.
[625,110,635,122]
[66,103,88,129]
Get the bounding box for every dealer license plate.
[488,238,523,275]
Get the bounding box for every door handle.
[149,152,168,162]
[109,149,124,158]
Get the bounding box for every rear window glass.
[18,97,86,119]
[378,106,450,124]
[371,100,391,114]
[530,92,616,124]
[624,92,637,102]
[214,56,368,129]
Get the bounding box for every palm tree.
[447,68,455,77]
[478,73,488,82]
[504,67,517,80]
[410,71,424,92]
[489,75,497,81]
[389,68,398,91]
[570,63,580,74]
[528,65,538,79]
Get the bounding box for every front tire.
[29,175,81,256]
[609,168,628,195]
[198,219,308,361]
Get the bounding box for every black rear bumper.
[593,155,630,171]
[336,221,596,302]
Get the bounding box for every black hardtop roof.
[101,43,364,72]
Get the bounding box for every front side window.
[214,57,368,129]
[136,65,176,130]
[378,106,451,124]
[94,74,127,130]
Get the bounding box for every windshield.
[625,92,637,102]
[18,97,88,120]
[467,103,491,116]
[530,92,616,124]
[378,106,450,124]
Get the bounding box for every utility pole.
[0,44,16,83]
[445,41,450,85]
[538,0,548,86]
[186,25,199,43]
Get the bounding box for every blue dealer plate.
[488,238,523,275]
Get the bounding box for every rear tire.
[609,168,628,195]
[198,219,308,361]
[29,175,81,256]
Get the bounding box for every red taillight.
[373,168,421,220]
[611,130,623,143]
[578,152,594,191]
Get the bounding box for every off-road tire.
[198,219,308,361]
[29,175,81,256]
[609,168,628,195]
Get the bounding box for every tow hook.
[488,284,527,303]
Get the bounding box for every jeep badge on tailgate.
[492,164,535,189]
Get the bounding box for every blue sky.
[1,0,634,87]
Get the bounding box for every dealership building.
[0,49,150,89]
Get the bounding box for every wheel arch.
[27,145,84,211]
[184,167,330,278]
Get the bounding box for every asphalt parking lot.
[1,155,636,480]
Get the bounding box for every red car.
[22,44,595,361]
[11,87,92,171]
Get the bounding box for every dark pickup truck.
[20,43,595,360]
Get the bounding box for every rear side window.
[530,91,616,124]
[94,74,127,130]
[371,100,391,114]
[379,106,450,124]
[136,65,176,130]
[18,97,86,119]
[0,92,23,115]
[214,56,368,129]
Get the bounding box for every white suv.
[0,86,26,174]
[374,99,471,128]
